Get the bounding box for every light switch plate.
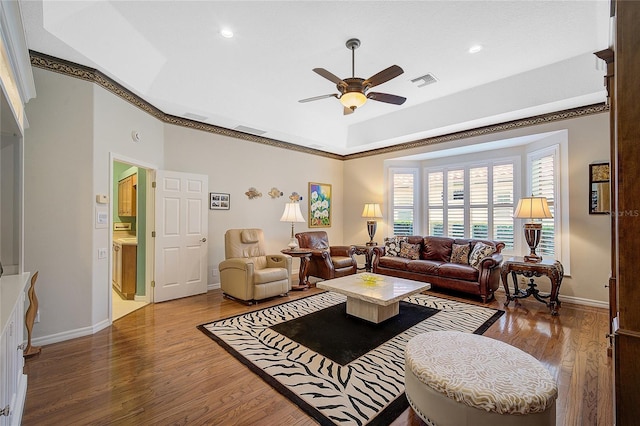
[98,248,107,259]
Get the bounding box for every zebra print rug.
[198,292,503,426]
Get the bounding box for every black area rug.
[271,301,438,366]
[198,292,504,426]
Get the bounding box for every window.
[389,168,418,235]
[425,161,516,247]
[527,146,559,258]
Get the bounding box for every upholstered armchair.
[295,231,357,280]
[219,229,292,304]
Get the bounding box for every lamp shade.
[340,91,367,109]
[514,196,553,220]
[361,203,383,219]
[280,201,306,223]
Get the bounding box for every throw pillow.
[469,242,497,270]
[451,243,471,265]
[399,241,421,260]
[383,236,407,257]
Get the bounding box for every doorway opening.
[111,157,155,321]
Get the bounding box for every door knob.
[201,238,207,243]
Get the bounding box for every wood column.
[612,0,640,423]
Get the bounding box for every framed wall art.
[589,162,610,215]
[308,182,331,227]
[210,192,230,210]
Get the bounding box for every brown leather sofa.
[372,236,504,302]
[295,231,357,280]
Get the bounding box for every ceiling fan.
[299,38,406,115]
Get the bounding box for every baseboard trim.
[31,318,111,347]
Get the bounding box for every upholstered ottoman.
[405,331,557,426]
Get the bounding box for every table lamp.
[362,203,383,246]
[280,201,306,250]
[514,196,553,262]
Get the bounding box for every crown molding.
[30,50,607,161]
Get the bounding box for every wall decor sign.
[210,192,230,210]
[308,182,332,227]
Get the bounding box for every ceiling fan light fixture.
[340,91,367,109]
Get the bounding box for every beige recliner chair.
[219,228,292,304]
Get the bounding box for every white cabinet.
[0,273,29,426]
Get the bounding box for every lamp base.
[287,238,299,250]
[523,222,543,263]
[366,220,378,247]
[524,254,542,263]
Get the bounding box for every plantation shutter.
[469,167,489,239]
[493,163,514,249]
[392,171,415,235]
[531,154,555,257]
[427,172,444,236]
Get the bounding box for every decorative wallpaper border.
[30,50,607,161]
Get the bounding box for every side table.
[281,249,312,290]
[354,245,375,272]
[501,256,564,315]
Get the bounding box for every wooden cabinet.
[112,242,136,300]
[0,273,29,426]
[117,174,137,217]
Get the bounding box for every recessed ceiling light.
[468,45,483,54]
[220,28,234,38]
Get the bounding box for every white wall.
[24,68,95,338]
[92,83,165,325]
[343,112,611,305]
[162,125,344,283]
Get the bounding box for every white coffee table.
[317,273,431,323]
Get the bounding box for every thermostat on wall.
[96,194,109,204]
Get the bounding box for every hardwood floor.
[22,287,612,425]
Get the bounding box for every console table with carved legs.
[500,256,564,316]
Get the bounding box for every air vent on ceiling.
[234,125,267,136]
[183,112,208,121]
[411,73,438,88]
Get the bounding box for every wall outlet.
[98,248,108,259]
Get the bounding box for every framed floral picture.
[308,182,332,227]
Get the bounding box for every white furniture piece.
[405,331,558,426]
[317,273,430,323]
[0,272,31,426]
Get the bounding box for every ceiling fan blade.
[313,68,345,85]
[298,94,338,103]
[367,92,407,105]
[364,65,404,88]
[343,106,354,115]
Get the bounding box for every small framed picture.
[210,192,230,210]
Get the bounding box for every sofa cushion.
[469,242,497,270]
[254,267,288,284]
[399,241,421,260]
[423,236,453,262]
[407,260,443,274]
[384,236,407,257]
[451,243,471,265]
[379,255,411,270]
[332,255,355,269]
[240,229,260,243]
[437,263,479,281]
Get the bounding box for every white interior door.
[154,170,208,302]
